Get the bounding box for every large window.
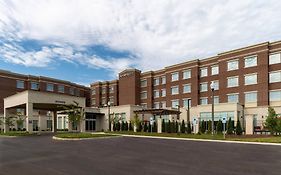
[269,90,281,101]
[183,99,191,107]
[211,65,219,75]
[200,67,208,77]
[154,102,160,109]
[245,92,257,102]
[141,79,147,87]
[244,56,257,68]
[183,70,191,79]
[16,80,24,89]
[214,96,219,104]
[212,80,219,90]
[171,86,179,95]
[91,88,96,95]
[227,94,239,103]
[161,76,166,84]
[31,82,39,90]
[102,87,106,94]
[109,96,114,103]
[269,71,281,83]
[183,84,191,93]
[200,111,234,121]
[200,82,208,92]
[227,76,239,87]
[69,87,74,95]
[141,103,147,108]
[154,90,160,98]
[92,99,96,105]
[109,86,114,93]
[154,77,160,86]
[161,89,166,97]
[46,83,54,92]
[171,72,179,81]
[269,53,281,65]
[200,98,208,105]
[227,60,239,71]
[245,74,257,85]
[141,91,147,99]
[171,100,179,108]
[161,101,166,108]
[58,85,64,93]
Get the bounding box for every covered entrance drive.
[3,90,85,133]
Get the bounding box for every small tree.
[153,122,157,132]
[129,121,133,131]
[175,121,179,133]
[143,122,148,132]
[121,121,125,131]
[236,119,243,135]
[265,107,278,135]
[167,120,171,133]
[171,120,176,133]
[162,119,165,132]
[5,117,15,131]
[137,122,142,132]
[181,120,185,133]
[125,121,128,131]
[216,120,223,134]
[148,123,152,132]
[200,120,206,133]
[186,121,192,134]
[207,120,212,134]
[227,118,234,134]
[116,122,120,131]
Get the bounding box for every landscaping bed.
[0,131,36,137]
[54,132,118,139]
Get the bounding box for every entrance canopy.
[134,108,181,117]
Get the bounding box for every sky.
[1,0,281,86]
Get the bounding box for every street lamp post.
[187,99,190,122]
[210,81,215,136]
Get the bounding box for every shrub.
[216,120,223,134]
[181,120,185,133]
[167,120,171,133]
[148,123,152,132]
[121,121,125,131]
[162,119,165,133]
[171,120,176,133]
[144,122,148,132]
[207,120,212,134]
[137,122,142,132]
[125,121,128,131]
[153,122,157,132]
[129,122,133,131]
[227,118,234,134]
[186,121,191,134]
[200,120,206,133]
[116,122,121,131]
[236,119,243,135]
[175,121,179,133]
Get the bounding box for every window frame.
[244,73,258,85]
[16,80,25,89]
[227,59,239,71]
[227,76,239,88]
[171,72,179,82]
[244,55,257,68]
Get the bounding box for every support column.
[26,102,33,132]
[38,113,41,131]
[245,115,254,135]
[52,111,57,133]
[4,108,8,133]
[157,118,162,133]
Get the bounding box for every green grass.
[55,132,117,139]
[0,131,36,136]
[228,137,281,143]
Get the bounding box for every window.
[245,92,257,102]
[269,71,281,83]
[200,98,208,105]
[171,86,179,95]
[31,82,39,90]
[200,83,208,92]
[212,80,219,90]
[214,96,219,104]
[154,77,160,86]
[102,87,106,94]
[161,76,166,84]
[227,60,239,71]
[161,101,166,108]
[200,68,208,77]
[141,91,147,99]
[75,89,80,96]
[101,98,106,105]
[269,53,281,65]
[92,99,96,105]
[161,89,166,97]
[245,74,257,85]
[46,83,54,92]
[109,96,114,103]
[171,72,179,81]
[211,65,219,75]
[91,89,96,95]
[244,56,257,68]
[227,76,239,87]
[269,90,281,101]
[183,84,191,93]
[16,80,24,89]
[141,103,147,109]
[154,102,160,109]
[141,79,147,87]
[171,100,179,108]
[183,99,191,108]
[58,85,64,93]
[183,70,191,79]
[227,94,239,103]
[109,86,114,93]
[154,90,160,98]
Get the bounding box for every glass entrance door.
[33,120,38,131]
[85,119,96,131]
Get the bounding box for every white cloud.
[1,0,281,73]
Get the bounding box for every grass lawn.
[0,131,36,137]
[55,132,118,139]
[107,131,281,143]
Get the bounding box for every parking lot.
[0,134,280,175]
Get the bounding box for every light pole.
[210,81,215,136]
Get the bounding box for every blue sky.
[1,0,281,86]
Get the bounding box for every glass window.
[227,76,239,87]
[16,80,24,89]
[171,100,179,108]
[214,96,219,104]
[31,82,39,90]
[211,65,219,75]
[161,101,166,108]
[244,56,257,68]
[200,83,208,92]
[141,103,147,109]
[227,60,239,71]
[269,71,281,83]
[141,91,147,99]
[227,94,239,103]
[69,87,74,95]
[58,85,64,93]
[245,92,257,102]
[154,78,160,86]
[171,72,179,81]
[200,111,234,121]
[92,99,96,105]
[91,88,96,95]
[75,89,80,96]
[212,81,219,90]
[269,90,281,101]
[200,68,208,77]
[183,99,191,107]
[102,87,106,94]
[154,90,160,98]
[171,86,179,95]
[200,98,208,105]
[109,96,114,103]
[154,102,160,109]
[245,74,257,85]
[46,83,54,92]
[141,79,147,87]
[269,53,281,65]
[109,86,114,93]
[161,89,166,97]
[183,84,191,93]
[161,76,166,84]
[101,98,106,105]
[183,70,191,79]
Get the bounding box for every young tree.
[265,107,278,135]
[175,121,179,133]
[216,120,223,134]
[186,121,192,134]
[181,120,185,133]
[137,122,143,132]
[143,122,148,132]
[5,116,15,131]
[162,119,165,133]
[227,118,234,134]
[236,119,243,135]
[167,120,171,133]
[121,121,125,131]
[116,122,120,131]
[207,120,212,134]
[125,121,128,131]
[171,120,176,133]
[200,120,206,133]
[148,123,152,132]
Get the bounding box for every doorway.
[85,113,96,132]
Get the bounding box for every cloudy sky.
[1,0,281,86]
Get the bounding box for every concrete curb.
[112,134,281,146]
[52,135,121,141]
[0,135,17,138]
